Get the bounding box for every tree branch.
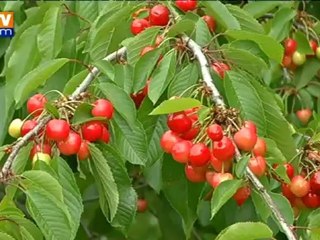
[0,47,127,180]
[183,34,298,240]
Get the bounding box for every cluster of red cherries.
[282,37,320,70]
[8,93,114,165]
[159,107,270,206]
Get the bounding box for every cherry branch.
[182,33,298,240]
[0,47,127,180]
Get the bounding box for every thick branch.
[0,47,127,179]
[183,36,297,240]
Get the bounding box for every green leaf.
[294,58,320,89]
[251,190,271,222]
[194,18,212,47]
[243,2,282,18]
[274,165,291,183]
[89,144,119,221]
[96,144,137,232]
[306,83,320,98]
[111,114,147,165]
[113,64,134,94]
[99,82,137,128]
[225,30,284,63]
[264,138,287,164]
[211,179,243,219]
[308,208,320,240]
[149,51,177,104]
[168,63,199,98]
[201,2,240,31]
[63,70,88,95]
[52,157,83,239]
[268,7,296,42]
[37,6,63,60]
[227,5,264,33]
[132,48,162,93]
[167,19,196,37]
[294,31,314,55]
[0,232,15,240]
[215,222,273,240]
[150,97,202,115]
[162,155,203,238]
[222,47,268,76]
[14,58,69,106]
[123,27,161,65]
[94,59,115,81]
[20,171,73,240]
[11,144,33,175]
[269,192,294,226]
[45,102,59,118]
[72,102,105,125]
[235,155,250,178]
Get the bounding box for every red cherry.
[78,141,90,161]
[282,183,295,200]
[99,125,110,143]
[180,126,199,140]
[131,19,150,35]
[211,62,230,78]
[210,154,232,172]
[27,94,47,116]
[184,164,207,183]
[207,172,233,188]
[30,143,52,159]
[46,119,70,141]
[309,40,318,55]
[296,109,312,125]
[140,46,155,56]
[284,38,297,56]
[290,175,310,198]
[131,91,145,108]
[234,127,257,152]
[171,140,192,163]
[207,124,223,141]
[252,138,267,157]
[302,192,319,208]
[81,121,103,142]
[189,143,210,167]
[160,130,181,153]
[212,136,235,162]
[167,112,192,133]
[284,163,295,179]
[310,171,320,194]
[244,121,257,134]
[202,15,216,32]
[21,120,38,136]
[184,107,198,121]
[282,55,292,68]
[137,199,148,212]
[142,79,151,96]
[57,131,81,156]
[175,0,197,12]
[149,5,170,26]
[91,99,114,119]
[233,186,251,206]
[248,156,266,177]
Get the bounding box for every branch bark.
[0,47,126,180]
[183,34,298,240]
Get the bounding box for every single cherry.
[149,5,170,26]
[180,126,200,140]
[46,119,70,141]
[160,130,181,153]
[248,156,266,177]
[234,127,257,152]
[207,124,223,141]
[21,120,38,137]
[30,143,52,159]
[296,109,312,125]
[184,107,198,121]
[207,172,233,188]
[131,19,150,35]
[137,199,148,212]
[99,125,110,143]
[282,183,295,200]
[252,137,267,157]
[81,121,103,142]
[189,143,211,167]
[284,38,297,56]
[167,112,192,133]
[282,55,292,68]
[57,131,81,156]
[171,140,192,163]
[175,0,197,12]
[91,99,114,119]
[290,175,310,198]
[310,171,320,194]
[8,118,23,138]
[27,93,47,116]
[78,141,90,160]
[244,121,257,134]
[309,40,318,55]
[292,51,306,66]
[210,154,232,172]
[202,15,216,32]
[302,192,319,208]
[211,62,230,78]
[233,186,251,206]
[212,136,235,162]
[185,164,207,183]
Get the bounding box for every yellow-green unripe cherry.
[316,47,320,59]
[292,51,306,66]
[8,118,23,138]
[32,153,51,166]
